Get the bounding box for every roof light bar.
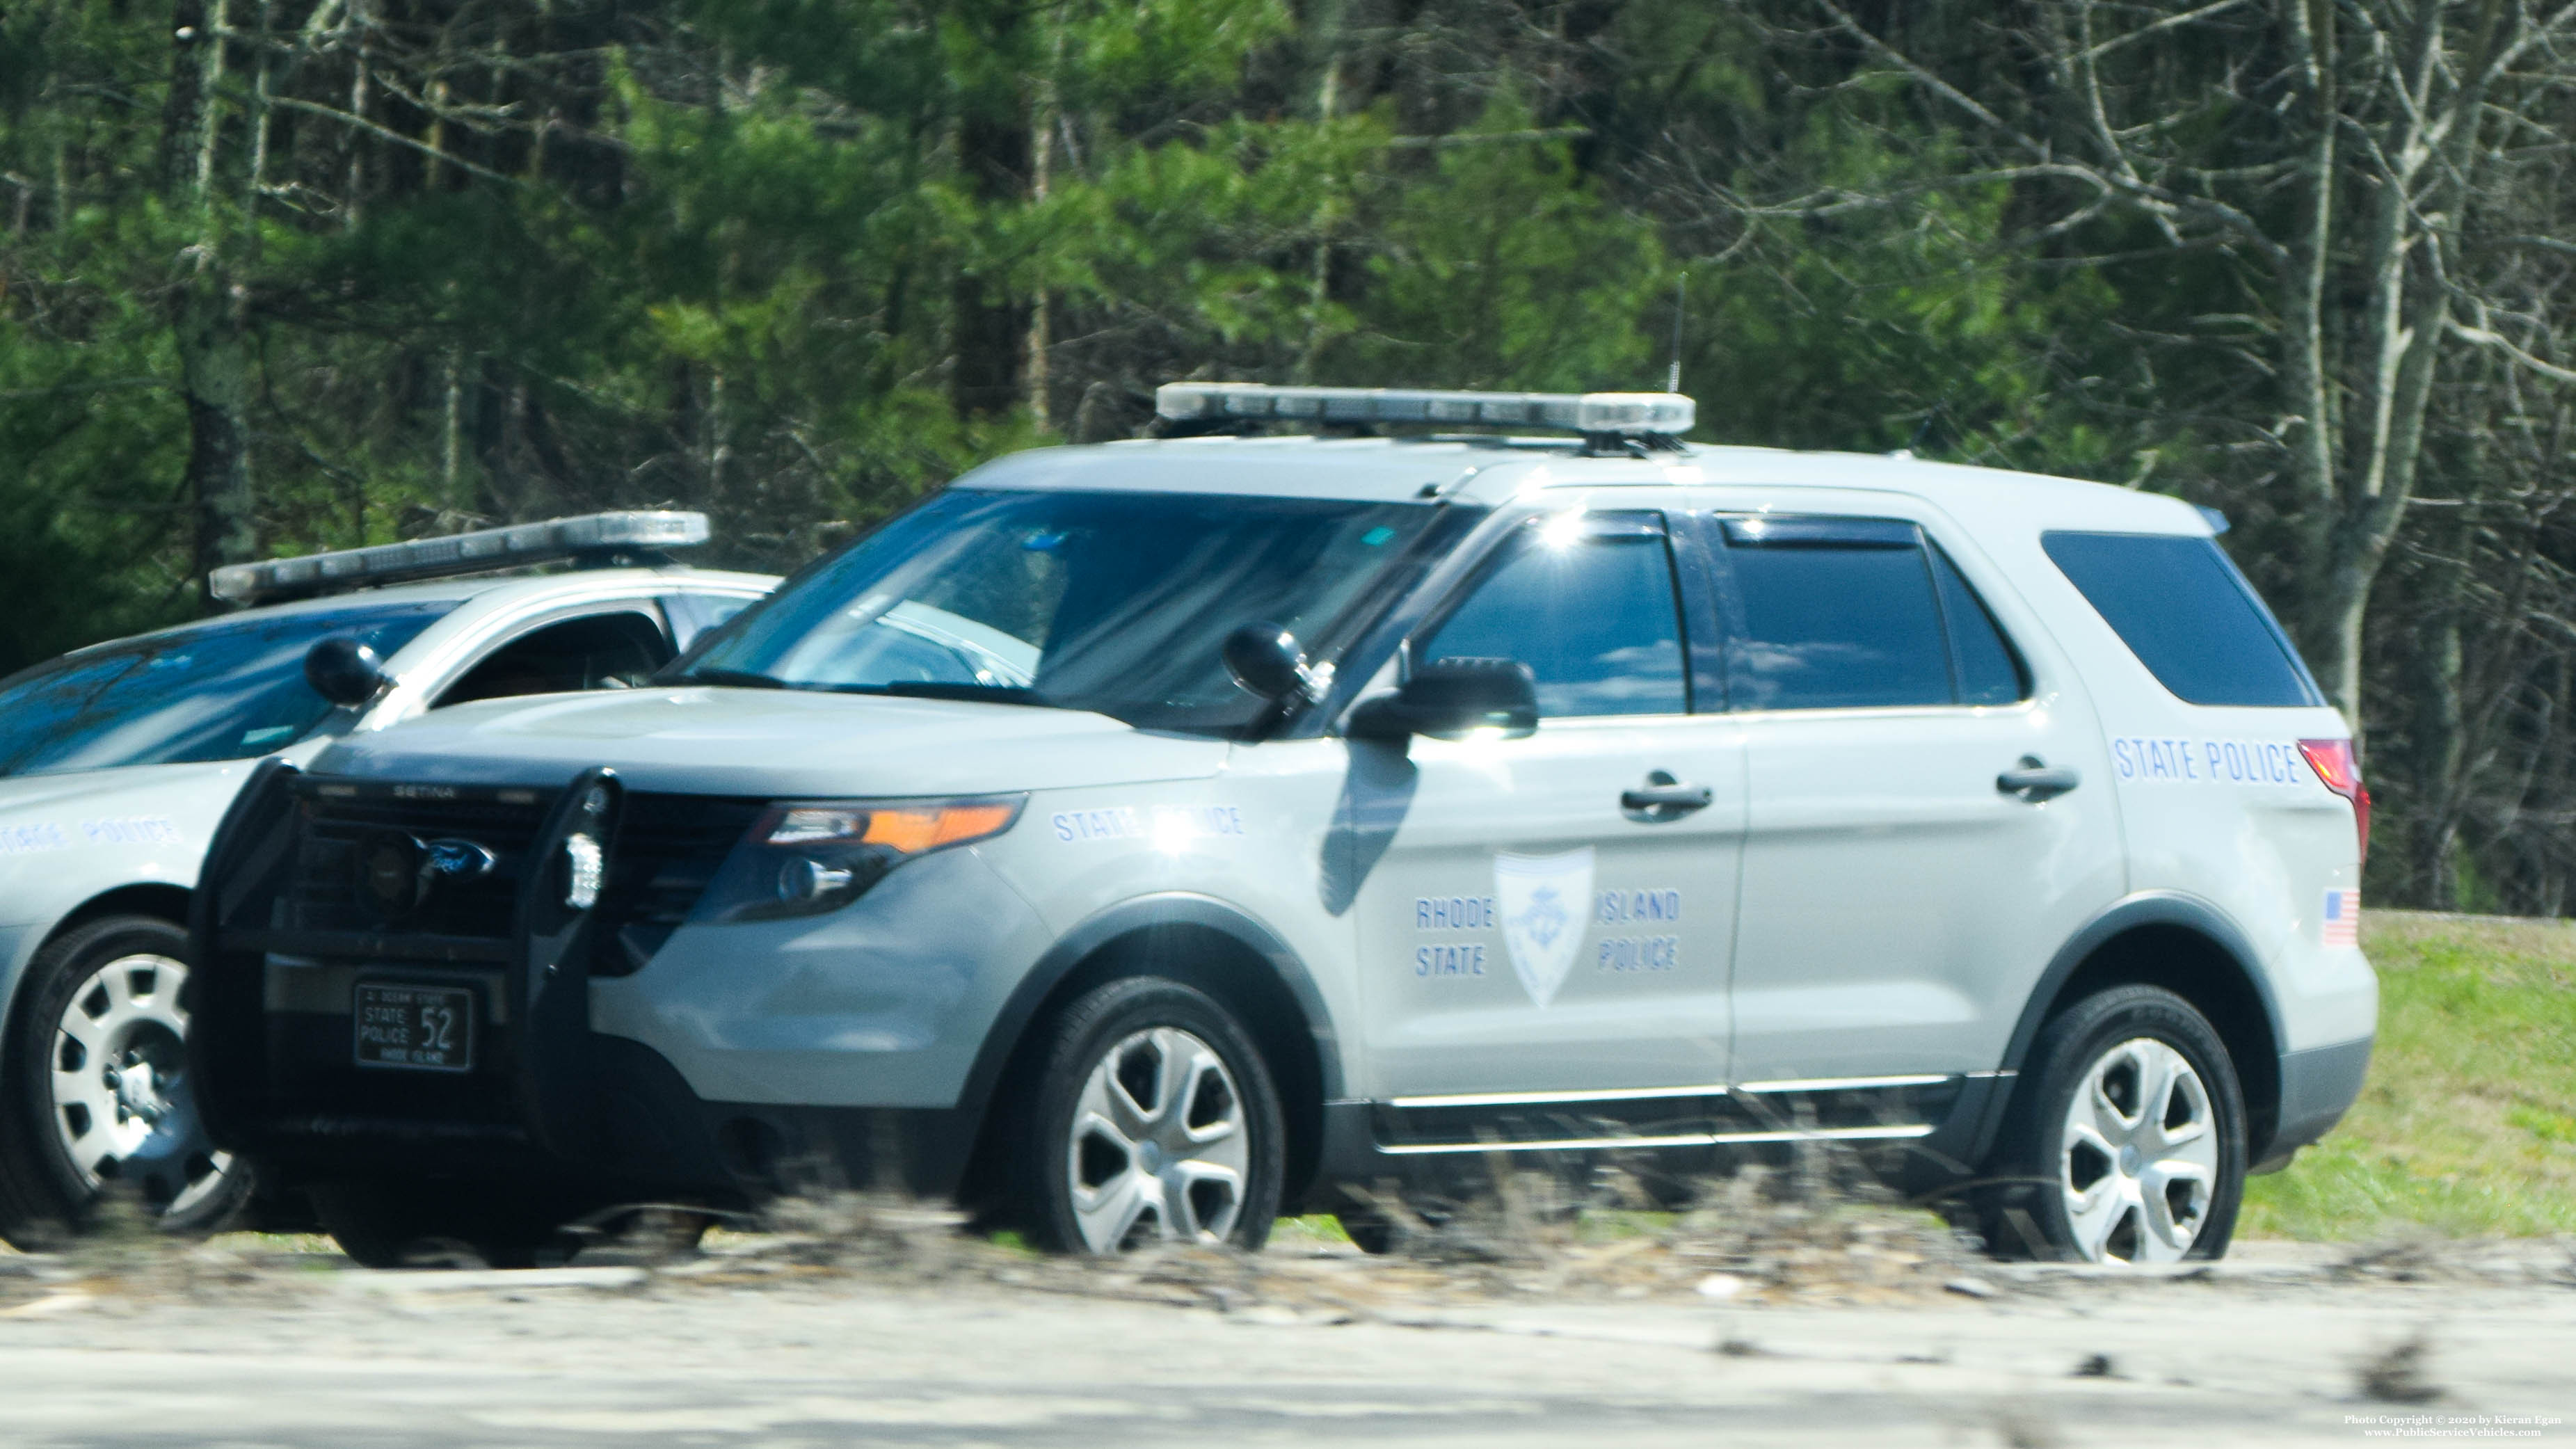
[209,510,711,606]
[1155,383,1695,438]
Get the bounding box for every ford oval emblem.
[423,838,499,881]
[356,833,496,920]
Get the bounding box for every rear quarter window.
[2041,531,2321,707]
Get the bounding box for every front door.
[1702,509,2125,1085]
[1351,508,1747,1102]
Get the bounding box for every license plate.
[353,982,476,1073]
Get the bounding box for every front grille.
[251,778,760,1139]
[290,783,551,943]
[592,795,766,976]
[279,778,756,972]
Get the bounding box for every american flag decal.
[2321,888,2360,947]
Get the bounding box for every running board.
[1369,1073,1969,1155]
[1375,1123,1937,1156]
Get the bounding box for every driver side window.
[434,610,672,708]
[1418,515,1689,719]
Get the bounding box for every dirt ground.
[1,1206,2570,1449]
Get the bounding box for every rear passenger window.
[1421,515,1688,718]
[2042,531,2320,707]
[1717,517,1960,710]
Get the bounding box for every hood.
[0,760,241,818]
[0,762,250,921]
[314,687,1230,797]
[0,758,264,826]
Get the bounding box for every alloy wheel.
[48,952,236,1219]
[2057,1036,2219,1263]
[1063,1025,1250,1253]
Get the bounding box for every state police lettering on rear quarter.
[2111,735,2307,785]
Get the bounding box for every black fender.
[184,757,307,1153]
[946,892,1346,1190]
[1924,890,2285,1175]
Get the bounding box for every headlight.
[694,796,1025,922]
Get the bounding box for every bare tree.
[1656,0,2576,739]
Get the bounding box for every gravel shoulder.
[3,1237,2571,1448]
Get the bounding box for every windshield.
[677,489,1450,730]
[0,601,455,778]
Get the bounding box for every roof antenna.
[1664,271,1688,394]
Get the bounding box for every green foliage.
[1345,107,1668,391]
[0,0,2144,671]
[0,0,2557,916]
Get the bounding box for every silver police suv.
[0,513,772,1245]
[189,386,2376,1267]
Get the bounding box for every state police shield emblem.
[1494,847,1593,1007]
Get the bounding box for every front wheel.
[0,915,250,1246]
[1017,978,1284,1254]
[1986,984,2246,1263]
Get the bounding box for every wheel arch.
[3,884,194,1032]
[952,893,1344,1210]
[49,884,193,940]
[1967,892,2287,1170]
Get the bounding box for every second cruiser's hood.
[312,687,1229,797]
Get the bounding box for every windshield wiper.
[678,666,788,690]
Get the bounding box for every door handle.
[1622,773,1714,819]
[1997,756,2081,801]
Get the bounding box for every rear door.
[1701,507,2125,1084]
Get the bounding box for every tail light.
[2298,738,2370,863]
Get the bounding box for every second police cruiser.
[187,386,2378,1267]
[0,514,774,1246]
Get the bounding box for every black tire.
[310,1180,579,1270]
[1012,977,1284,1254]
[0,915,251,1247]
[1981,984,2246,1263]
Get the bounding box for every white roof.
[58,566,776,658]
[956,436,2214,536]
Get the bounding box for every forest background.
[7,0,2576,914]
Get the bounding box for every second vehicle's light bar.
[210,510,712,605]
[1155,383,1695,438]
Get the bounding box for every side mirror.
[1222,623,1320,702]
[305,636,392,707]
[1347,657,1539,743]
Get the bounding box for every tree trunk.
[950,2,1033,420]
[2407,516,2470,905]
[951,104,1032,417]
[161,0,257,600]
[177,278,255,586]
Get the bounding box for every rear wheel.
[0,915,250,1247]
[1016,978,1283,1254]
[310,1180,577,1269]
[1985,984,2246,1263]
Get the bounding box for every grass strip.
[2243,910,2576,1240]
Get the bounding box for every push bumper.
[189,760,989,1204]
